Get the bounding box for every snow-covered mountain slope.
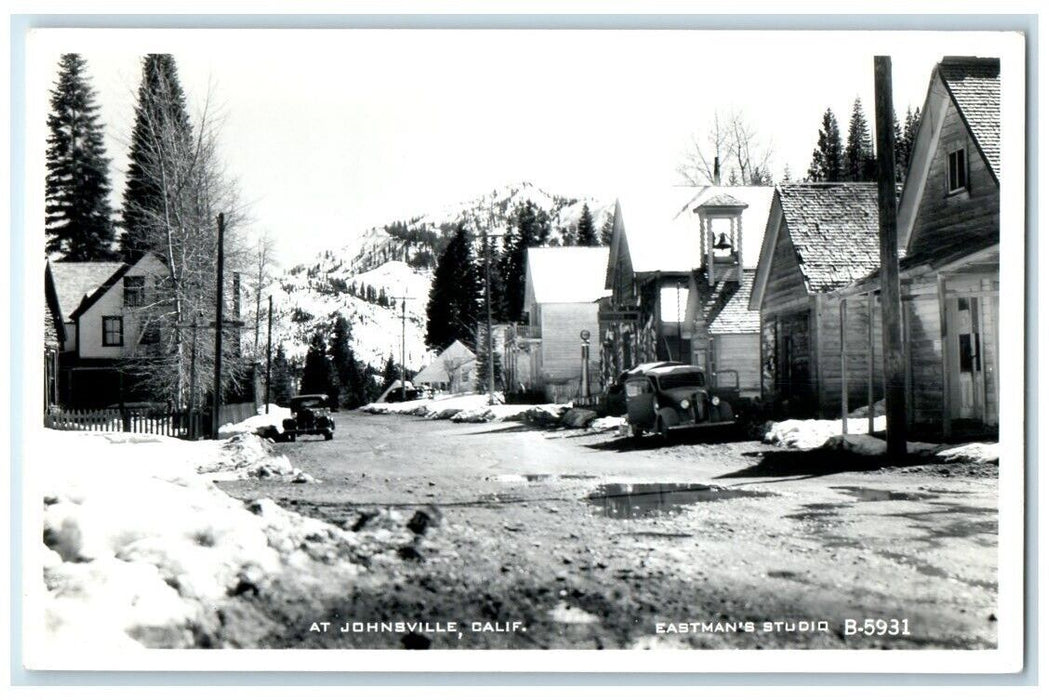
[274,260,432,371]
[273,183,613,373]
[344,181,614,274]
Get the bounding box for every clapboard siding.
[816,294,885,416]
[902,281,944,428]
[762,218,810,315]
[539,303,601,382]
[715,333,760,394]
[909,98,1000,264]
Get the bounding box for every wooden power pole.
[265,294,273,414]
[874,56,908,458]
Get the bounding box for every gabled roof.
[778,183,881,293]
[938,56,1000,180]
[525,246,610,305]
[414,340,476,384]
[606,186,774,288]
[751,184,881,308]
[705,268,759,335]
[47,260,127,322]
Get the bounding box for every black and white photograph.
[14,17,1027,677]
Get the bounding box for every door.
[948,296,986,422]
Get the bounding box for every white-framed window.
[102,316,123,347]
[946,147,968,194]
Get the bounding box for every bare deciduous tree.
[119,68,250,411]
[677,109,775,187]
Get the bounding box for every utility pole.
[391,293,415,399]
[484,223,496,405]
[212,213,225,438]
[874,56,908,458]
[265,294,273,414]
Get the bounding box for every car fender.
[713,399,735,423]
[657,407,682,428]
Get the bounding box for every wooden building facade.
[837,56,1000,439]
[750,183,884,417]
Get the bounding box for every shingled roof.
[48,260,126,322]
[698,268,759,335]
[938,56,1000,180]
[777,183,882,293]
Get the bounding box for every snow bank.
[36,430,363,651]
[201,433,316,483]
[936,442,999,464]
[589,416,626,432]
[823,434,938,456]
[763,416,888,450]
[217,404,292,438]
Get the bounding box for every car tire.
[287,432,296,442]
[656,416,670,443]
[323,430,333,441]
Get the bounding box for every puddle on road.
[586,483,771,520]
[490,474,598,484]
[831,486,940,502]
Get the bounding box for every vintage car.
[624,363,736,440]
[280,394,335,441]
[603,361,685,416]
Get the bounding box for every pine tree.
[844,98,876,182]
[425,223,481,351]
[600,212,615,246]
[268,345,294,406]
[45,54,117,261]
[499,201,551,322]
[576,203,597,246]
[898,106,921,180]
[781,164,793,184]
[120,54,194,262]
[329,315,361,408]
[300,331,335,397]
[381,354,399,388]
[807,108,844,182]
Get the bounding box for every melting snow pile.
[199,432,316,483]
[361,392,567,425]
[35,430,364,652]
[764,416,888,450]
[217,404,292,438]
[589,416,626,432]
[936,442,999,464]
[765,417,997,463]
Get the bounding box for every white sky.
[26,28,1016,266]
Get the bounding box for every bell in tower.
[694,192,748,285]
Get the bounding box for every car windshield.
[656,371,705,390]
[295,398,325,409]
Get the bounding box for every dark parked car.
[281,394,335,441]
[603,361,685,416]
[624,364,736,440]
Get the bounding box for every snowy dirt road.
[217,411,999,650]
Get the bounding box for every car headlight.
[680,399,690,409]
[711,396,720,406]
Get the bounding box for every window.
[124,276,145,307]
[102,316,123,347]
[947,147,968,194]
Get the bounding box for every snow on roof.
[413,340,477,384]
[615,186,774,275]
[525,246,610,305]
[614,188,704,274]
[48,261,126,322]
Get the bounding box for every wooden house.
[601,187,771,397]
[749,183,883,417]
[523,246,609,402]
[413,339,476,392]
[836,56,1000,439]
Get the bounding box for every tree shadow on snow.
[717,448,898,482]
